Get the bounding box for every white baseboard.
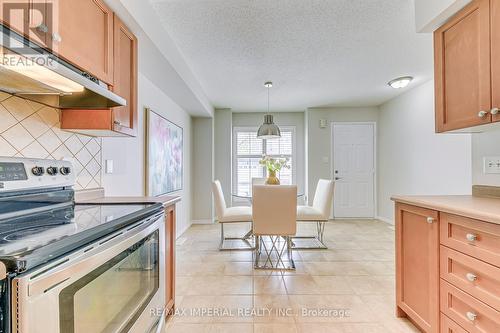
[192,219,215,224]
[176,222,191,239]
[376,215,394,225]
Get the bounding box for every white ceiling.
[150,0,433,112]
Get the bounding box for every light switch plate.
[105,160,114,174]
[483,156,500,174]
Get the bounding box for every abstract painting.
[146,109,183,196]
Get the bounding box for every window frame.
[232,126,296,199]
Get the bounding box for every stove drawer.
[440,246,500,311]
[440,280,500,333]
[440,213,500,267]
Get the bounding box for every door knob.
[478,110,488,118]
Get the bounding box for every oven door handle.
[25,213,164,297]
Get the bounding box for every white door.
[332,123,375,218]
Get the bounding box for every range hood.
[0,25,126,109]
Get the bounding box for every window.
[233,126,295,196]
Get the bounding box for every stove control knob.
[59,167,71,175]
[31,166,44,176]
[47,167,58,175]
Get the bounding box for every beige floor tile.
[296,323,387,333]
[172,220,418,332]
[254,275,287,294]
[253,295,296,323]
[254,323,298,333]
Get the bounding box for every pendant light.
[257,81,281,139]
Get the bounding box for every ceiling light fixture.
[257,81,281,139]
[388,76,413,89]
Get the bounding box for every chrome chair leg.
[218,221,255,251]
[291,221,328,249]
[254,235,295,270]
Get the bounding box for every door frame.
[330,121,377,219]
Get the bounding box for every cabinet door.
[434,0,491,132]
[51,0,113,84]
[0,0,30,36]
[112,14,137,136]
[396,203,439,333]
[491,0,500,123]
[0,0,50,48]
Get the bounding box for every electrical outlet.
[105,160,114,174]
[483,156,500,174]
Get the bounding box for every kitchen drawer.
[441,313,469,333]
[440,246,500,310]
[440,213,500,267]
[440,280,500,333]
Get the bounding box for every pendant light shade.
[257,114,281,139]
[257,81,281,139]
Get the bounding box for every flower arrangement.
[259,155,290,185]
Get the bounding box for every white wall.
[214,109,233,203]
[306,107,379,203]
[192,117,214,222]
[232,112,306,197]
[471,129,500,186]
[102,73,193,237]
[377,80,472,223]
[415,0,471,32]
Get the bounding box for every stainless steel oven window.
[59,230,159,333]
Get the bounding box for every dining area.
[212,176,335,271]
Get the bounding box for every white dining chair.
[295,179,335,249]
[252,184,297,270]
[212,180,253,250]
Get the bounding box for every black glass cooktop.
[0,202,163,272]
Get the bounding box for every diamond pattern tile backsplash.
[0,91,102,190]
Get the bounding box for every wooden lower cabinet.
[395,201,500,333]
[396,203,440,333]
[165,204,176,317]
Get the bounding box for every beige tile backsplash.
[0,91,102,190]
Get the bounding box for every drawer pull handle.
[426,217,435,224]
[466,273,477,282]
[466,311,477,321]
[465,233,477,242]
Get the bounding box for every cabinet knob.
[465,273,477,282]
[466,233,477,242]
[465,311,477,321]
[426,217,435,224]
[52,32,62,43]
[491,107,499,115]
[36,24,48,33]
[114,120,121,126]
[478,110,488,118]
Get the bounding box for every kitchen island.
[392,195,500,333]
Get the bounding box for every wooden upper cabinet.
[434,0,491,132]
[0,0,49,47]
[491,0,500,123]
[60,15,137,137]
[50,0,114,84]
[396,203,439,333]
[111,14,137,136]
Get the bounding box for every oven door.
[12,212,165,333]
